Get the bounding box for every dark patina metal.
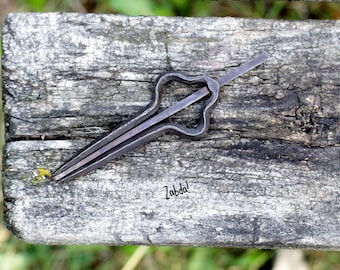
[52,52,268,182]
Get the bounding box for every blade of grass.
[122,246,149,270]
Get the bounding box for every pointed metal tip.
[50,174,61,183]
[258,52,269,62]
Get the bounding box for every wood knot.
[294,94,321,134]
[295,105,317,133]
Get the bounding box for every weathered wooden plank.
[2,13,339,248]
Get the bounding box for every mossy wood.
[2,13,339,248]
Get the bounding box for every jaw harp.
[52,52,268,182]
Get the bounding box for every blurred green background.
[0,0,339,270]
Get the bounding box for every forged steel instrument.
[52,52,268,182]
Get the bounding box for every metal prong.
[52,53,268,182]
[52,85,211,182]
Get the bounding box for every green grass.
[0,239,276,270]
[1,1,340,269]
[14,0,340,19]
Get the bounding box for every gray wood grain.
[2,13,339,248]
